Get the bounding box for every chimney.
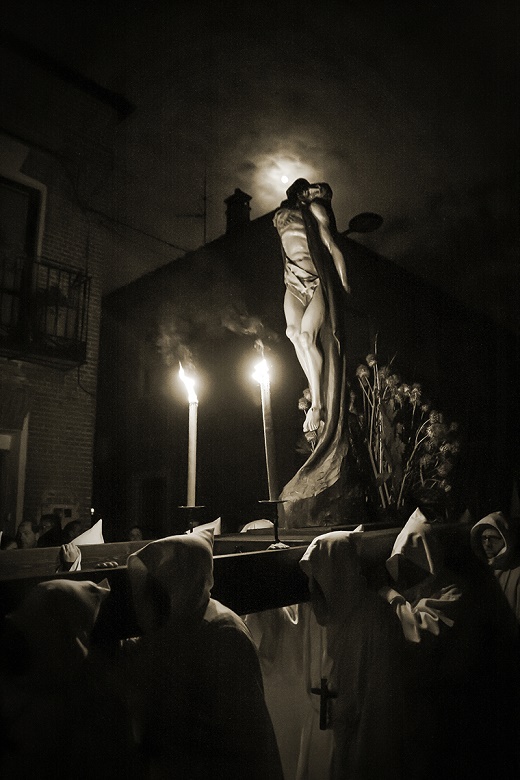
[224,188,252,233]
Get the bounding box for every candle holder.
[258,499,288,548]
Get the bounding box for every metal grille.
[0,253,91,365]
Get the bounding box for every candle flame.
[252,359,270,385]
[179,363,198,403]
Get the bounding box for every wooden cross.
[311,677,337,730]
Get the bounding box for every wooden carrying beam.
[0,537,311,581]
[0,525,470,643]
[0,545,312,642]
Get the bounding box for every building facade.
[0,36,126,533]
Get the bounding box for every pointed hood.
[7,579,110,680]
[386,507,443,584]
[470,511,516,569]
[383,510,463,642]
[127,529,214,634]
[299,528,366,626]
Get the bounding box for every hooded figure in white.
[380,507,462,642]
[123,529,283,780]
[470,510,520,623]
[299,529,407,780]
[299,515,478,780]
[382,509,520,778]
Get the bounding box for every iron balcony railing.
[0,253,91,365]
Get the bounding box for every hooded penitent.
[470,511,520,622]
[471,510,514,566]
[5,579,110,681]
[299,528,366,635]
[381,510,520,779]
[0,580,111,779]
[127,527,215,634]
[299,528,407,780]
[382,507,461,643]
[124,530,283,780]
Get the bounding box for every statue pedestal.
[279,439,370,529]
[278,398,392,529]
[279,478,347,528]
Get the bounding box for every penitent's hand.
[58,542,81,571]
[61,542,81,564]
[61,542,80,563]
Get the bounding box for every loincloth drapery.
[284,258,320,306]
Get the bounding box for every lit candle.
[252,358,278,501]
[179,364,198,507]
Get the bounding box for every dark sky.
[3,0,518,330]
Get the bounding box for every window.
[0,175,90,365]
[0,175,39,340]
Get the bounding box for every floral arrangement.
[352,352,460,520]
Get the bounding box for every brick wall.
[0,47,117,530]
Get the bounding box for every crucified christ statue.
[273,179,350,437]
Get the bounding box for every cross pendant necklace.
[311,676,337,730]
